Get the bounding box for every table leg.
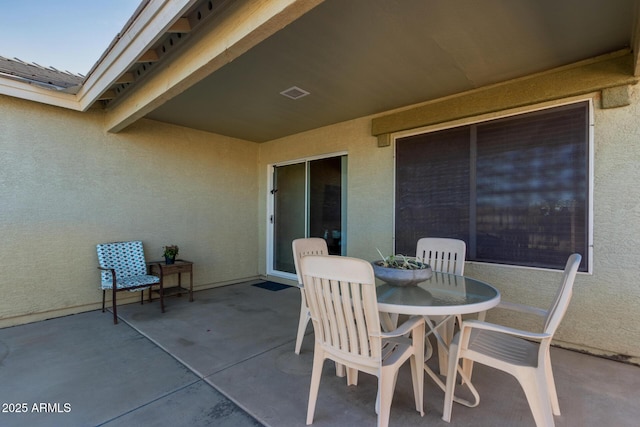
[424,359,479,407]
[379,312,397,332]
[422,314,479,408]
[434,315,455,375]
[189,269,193,302]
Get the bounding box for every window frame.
[392,97,594,273]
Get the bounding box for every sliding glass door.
[269,155,347,277]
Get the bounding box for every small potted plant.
[372,249,432,286]
[163,245,179,265]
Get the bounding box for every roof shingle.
[0,56,83,91]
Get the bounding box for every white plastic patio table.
[376,272,501,407]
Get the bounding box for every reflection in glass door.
[271,155,347,276]
[273,162,306,273]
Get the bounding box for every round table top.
[376,271,501,316]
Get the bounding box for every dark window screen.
[395,127,470,255]
[395,101,589,271]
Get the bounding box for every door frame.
[266,151,348,280]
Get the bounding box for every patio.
[2,1,640,407]
[0,281,637,427]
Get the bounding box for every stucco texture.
[0,96,259,326]
[2,80,639,362]
[258,90,640,362]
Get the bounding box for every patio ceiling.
[7,0,636,143]
[137,0,636,142]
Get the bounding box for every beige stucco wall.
[0,95,259,327]
[258,89,640,363]
[2,75,639,362]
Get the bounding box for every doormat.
[252,281,294,292]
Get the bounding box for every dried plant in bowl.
[372,249,432,286]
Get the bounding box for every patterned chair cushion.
[106,274,160,291]
[96,241,159,290]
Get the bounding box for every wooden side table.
[147,259,194,303]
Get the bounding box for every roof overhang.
[103,0,324,133]
[1,0,640,141]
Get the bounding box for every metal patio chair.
[96,240,163,324]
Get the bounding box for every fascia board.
[0,77,80,110]
[76,0,198,111]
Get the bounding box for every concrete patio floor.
[1,280,638,427]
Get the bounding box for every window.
[395,101,590,271]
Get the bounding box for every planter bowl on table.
[372,261,432,287]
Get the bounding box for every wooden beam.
[116,73,135,84]
[138,49,159,62]
[98,90,116,100]
[77,0,198,111]
[168,17,191,33]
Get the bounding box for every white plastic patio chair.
[442,253,581,427]
[416,237,466,276]
[292,237,329,355]
[416,237,467,372]
[301,255,425,427]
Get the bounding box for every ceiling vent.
[280,86,310,100]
